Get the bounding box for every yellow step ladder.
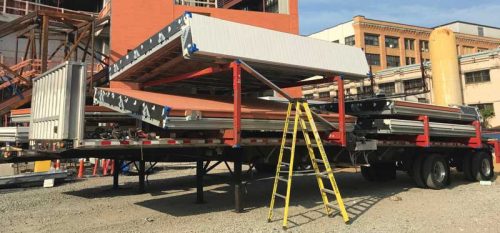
[268,100,349,229]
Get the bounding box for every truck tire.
[361,166,376,181]
[472,152,494,181]
[412,156,427,188]
[462,155,475,181]
[422,154,450,190]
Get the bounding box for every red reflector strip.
[143,141,152,145]
[120,141,130,145]
[101,141,111,146]
[167,139,176,144]
[183,139,191,144]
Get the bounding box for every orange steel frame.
[144,59,348,148]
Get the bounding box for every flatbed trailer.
[3,13,498,216]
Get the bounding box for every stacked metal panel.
[109,13,370,84]
[317,99,480,138]
[319,99,479,122]
[93,88,356,132]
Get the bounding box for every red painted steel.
[143,65,230,87]
[232,62,242,147]
[328,76,347,147]
[487,140,500,163]
[468,121,482,148]
[416,115,430,147]
[77,159,84,178]
[92,159,99,176]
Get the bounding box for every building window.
[385,36,399,48]
[418,98,429,103]
[463,46,475,54]
[478,26,484,37]
[332,40,339,43]
[465,70,490,84]
[304,94,314,100]
[478,48,489,52]
[386,55,400,67]
[364,33,379,46]
[356,85,372,94]
[470,103,494,115]
[319,92,330,98]
[404,38,415,50]
[405,57,416,65]
[378,82,396,95]
[420,40,429,52]
[403,78,423,93]
[345,36,355,46]
[366,53,381,66]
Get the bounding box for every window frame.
[385,36,399,48]
[386,55,401,67]
[465,70,490,84]
[364,33,380,46]
[345,35,355,46]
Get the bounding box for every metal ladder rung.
[310,143,318,147]
[281,162,290,167]
[283,146,292,150]
[317,171,332,179]
[275,193,286,199]
[314,159,325,164]
[322,188,336,195]
[326,203,337,209]
[278,177,288,183]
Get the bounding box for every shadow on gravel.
[63,167,476,228]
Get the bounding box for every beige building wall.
[308,16,500,73]
[309,20,355,45]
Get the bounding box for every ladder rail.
[303,103,350,223]
[297,103,332,215]
[268,100,350,229]
[268,102,292,221]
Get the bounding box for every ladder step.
[283,146,292,150]
[316,170,333,179]
[281,162,290,167]
[310,143,318,147]
[326,203,337,209]
[275,193,286,199]
[278,177,288,183]
[314,159,325,164]
[322,188,336,195]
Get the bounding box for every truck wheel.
[462,155,475,181]
[472,152,494,181]
[412,156,427,188]
[361,166,376,181]
[422,154,450,190]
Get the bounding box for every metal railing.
[0,0,96,17]
[174,0,218,8]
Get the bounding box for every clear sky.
[299,0,500,35]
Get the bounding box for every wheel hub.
[432,161,446,183]
[481,158,492,177]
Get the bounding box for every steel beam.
[234,156,243,212]
[138,159,145,193]
[113,159,120,189]
[196,159,204,204]
[232,61,242,147]
[144,65,230,87]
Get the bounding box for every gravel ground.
[0,163,499,233]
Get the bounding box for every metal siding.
[186,14,369,78]
[29,62,86,141]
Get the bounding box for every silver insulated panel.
[29,61,86,142]
[183,14,370,78]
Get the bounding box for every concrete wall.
[442,22,500,39]
[308,20,354,44]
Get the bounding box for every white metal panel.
[29,61,86,141]
[184,14,369,78]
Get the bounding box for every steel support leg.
[231,61,242,147]
[113,159,120,189]
[139,160,145,193]
[196,159,204,204]
[234,156,243,212]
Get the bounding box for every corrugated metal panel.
[29,61,86,141]
[184,14,369,78]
